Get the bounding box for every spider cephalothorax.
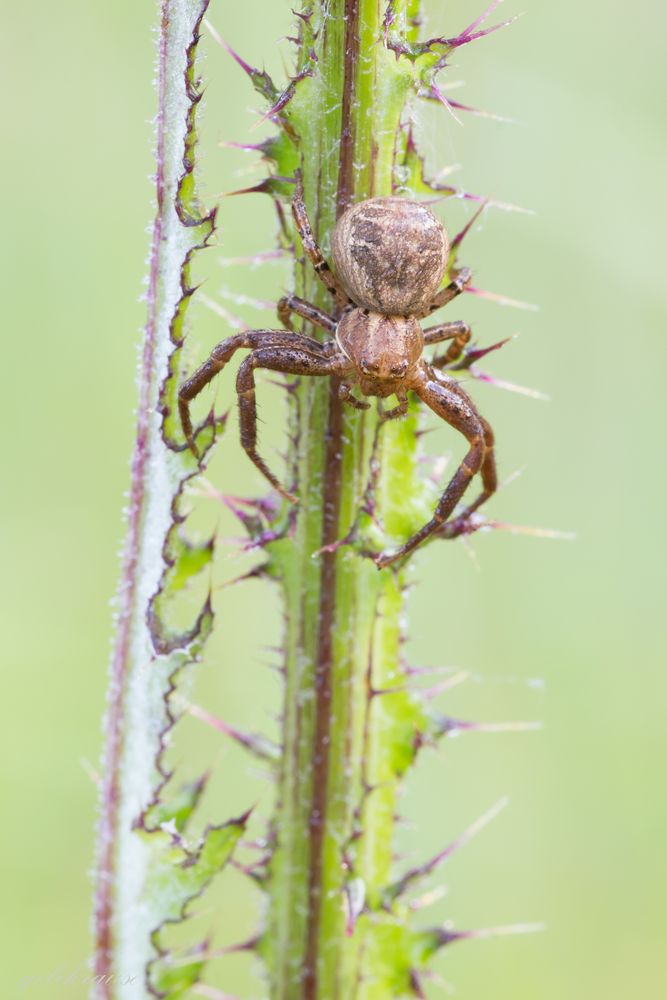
[179,178,496,567]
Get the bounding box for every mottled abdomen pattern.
[332,198,449,316]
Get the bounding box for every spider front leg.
[277,293,337,336]
[236,346,352,502]
[292,174,350,308]
[424,320,472,366]
[378,391,409,422]
[375,366,496,569]
[339,383,370,410]
[179,329,329,456]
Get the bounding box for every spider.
[179,177,497,569]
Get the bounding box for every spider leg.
[423,320,472,366]
[339,383,370,410]
[418,267,472,319]
[179,329,330,455]
[292,174,350,307]
[375,365,496,568]
[379,391,409,422]
[277,293,337,337]
[236,346,352,502]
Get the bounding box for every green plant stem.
[266,3,424,996]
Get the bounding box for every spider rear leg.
[277,293,337,336]
[418,267,472,319]
[292,174,350,308]
[236,346,351,502]
[375,367,495,568]
[439,417,497,537]
[424,320,472,366]
[178,329,330,457]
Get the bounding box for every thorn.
[420,968,457,995]
[185,702,281,761]
[407,664,461,680]
[483,520,577,542]
[217,287,275,311]
[442,921,546,947]
[218,138,268,153]
[408,885,449,911]
[225,176,293,197]
[251,65,315,129]
[447,96,522,125]
[428,83,464,126]
[451,200,489,252]
[447,2,521,49]
[419,670,470,699]
[452,335,515,369]
[387,797,508,900]
[217,248,289,267]
[470,369,550,400]
[439,715,544,735]
[458,0,506,39]
[198,292,249,331]
[466,285,539,311]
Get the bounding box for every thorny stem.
[267,2,424,996]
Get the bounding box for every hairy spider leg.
[424,319,472,366]
[292,175,350,308]
[236,346,352,502]
[375,365,496,568]
[378,392,409,422]
[277,293,338,335]
[338,383,370,410]
[418,267,472,319]
[178,329,331,456]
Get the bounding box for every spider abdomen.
[332,198,449,315]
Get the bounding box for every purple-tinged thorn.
[408,885,449,912]
[458,0,505,38]
[199,292,249,332]
[225,176,294,197]
[386,797,508,900]
[446,1,520,49]
[186,703,281,762]
[483,519,577,542]
[406,664,459,678]
[466,285,539,310]
[409,970,427,999]
[419,670,470,700]
[218,248,289,268]
[203,20,255,77]
[446,921,546,945]
[251,66,314,129]
[428,83,464,125]
[218,139,267,153]
[470,368,550,401]
[440,715,543,735]
[451,336,515,373]
[451,199,489,251]
[446,97,520,125]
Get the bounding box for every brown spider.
[179,178,497,568]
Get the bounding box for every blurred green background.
[2,1,666,997]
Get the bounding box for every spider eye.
[360,357,379,375]
[391,362,408,377]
